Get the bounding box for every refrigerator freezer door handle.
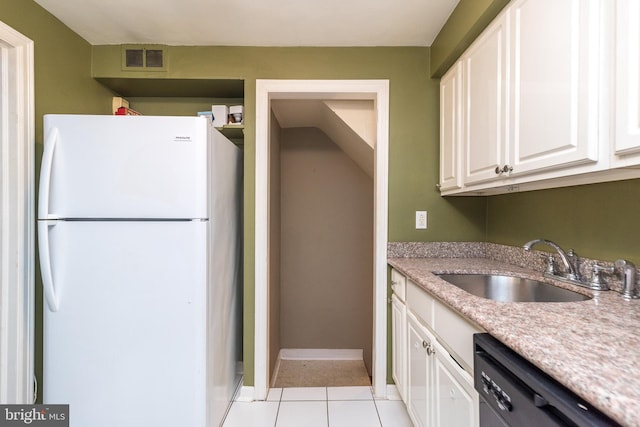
[39,127,58,220]
[38,220,59,312]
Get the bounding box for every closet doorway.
[255,80,389,400]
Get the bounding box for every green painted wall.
[93,45,487,385]
[0,0,114,401]
[430,0,510,77]
[487,180,640,265]
[0,0,113,135]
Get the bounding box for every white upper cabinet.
[438,0,640,195]
[613,0,640,166]
[461,13,508,186]
[439,62,463,191]
[508,0,600,175]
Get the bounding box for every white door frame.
[0,21,35,403]
[254,79,389,400]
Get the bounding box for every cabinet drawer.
[391,268,407,301]
[433,299,483,373]
[407,280,434,329]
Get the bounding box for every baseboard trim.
[235,385,255,402]
[385,384,402,401]
[278,348,364,361]
[270,357,282,388]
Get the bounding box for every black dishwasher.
[473,333,619,427]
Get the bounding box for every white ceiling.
[33,0,460,46]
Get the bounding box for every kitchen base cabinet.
[406,311,478,427]
[394,268,480,427]
[391,268,408,402]
[391,293,407,402]
[407,311,434,427]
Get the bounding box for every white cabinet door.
[433,341,478,427]
[440,62,463,191]
[462,12,509,185]
[406,309,479,427]
[508,0,600,174]
[391,294,407,403]
[613,0,640,166]
[407,312,433,427]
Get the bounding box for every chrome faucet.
[615,259,638,300]
[523,239,580,281]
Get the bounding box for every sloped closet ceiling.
[271,99,375,178]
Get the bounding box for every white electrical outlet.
[416,211,427,229]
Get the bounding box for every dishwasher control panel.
[480,371,513,412]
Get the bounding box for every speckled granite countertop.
[388,248,640,427]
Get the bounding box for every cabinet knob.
[495,165,514,175]
[422,340,436,355]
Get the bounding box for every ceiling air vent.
[121,45,167,71]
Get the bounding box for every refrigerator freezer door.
[40,115,208,220]
[43,220,208,427]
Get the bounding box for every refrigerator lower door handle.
[38,220,59,312]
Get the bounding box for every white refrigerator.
[37,114,243,427]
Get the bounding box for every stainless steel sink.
[436,274,591,303]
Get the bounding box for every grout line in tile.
[371,397,384,427]
[326,399,330,427]
[273,399,281,427]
